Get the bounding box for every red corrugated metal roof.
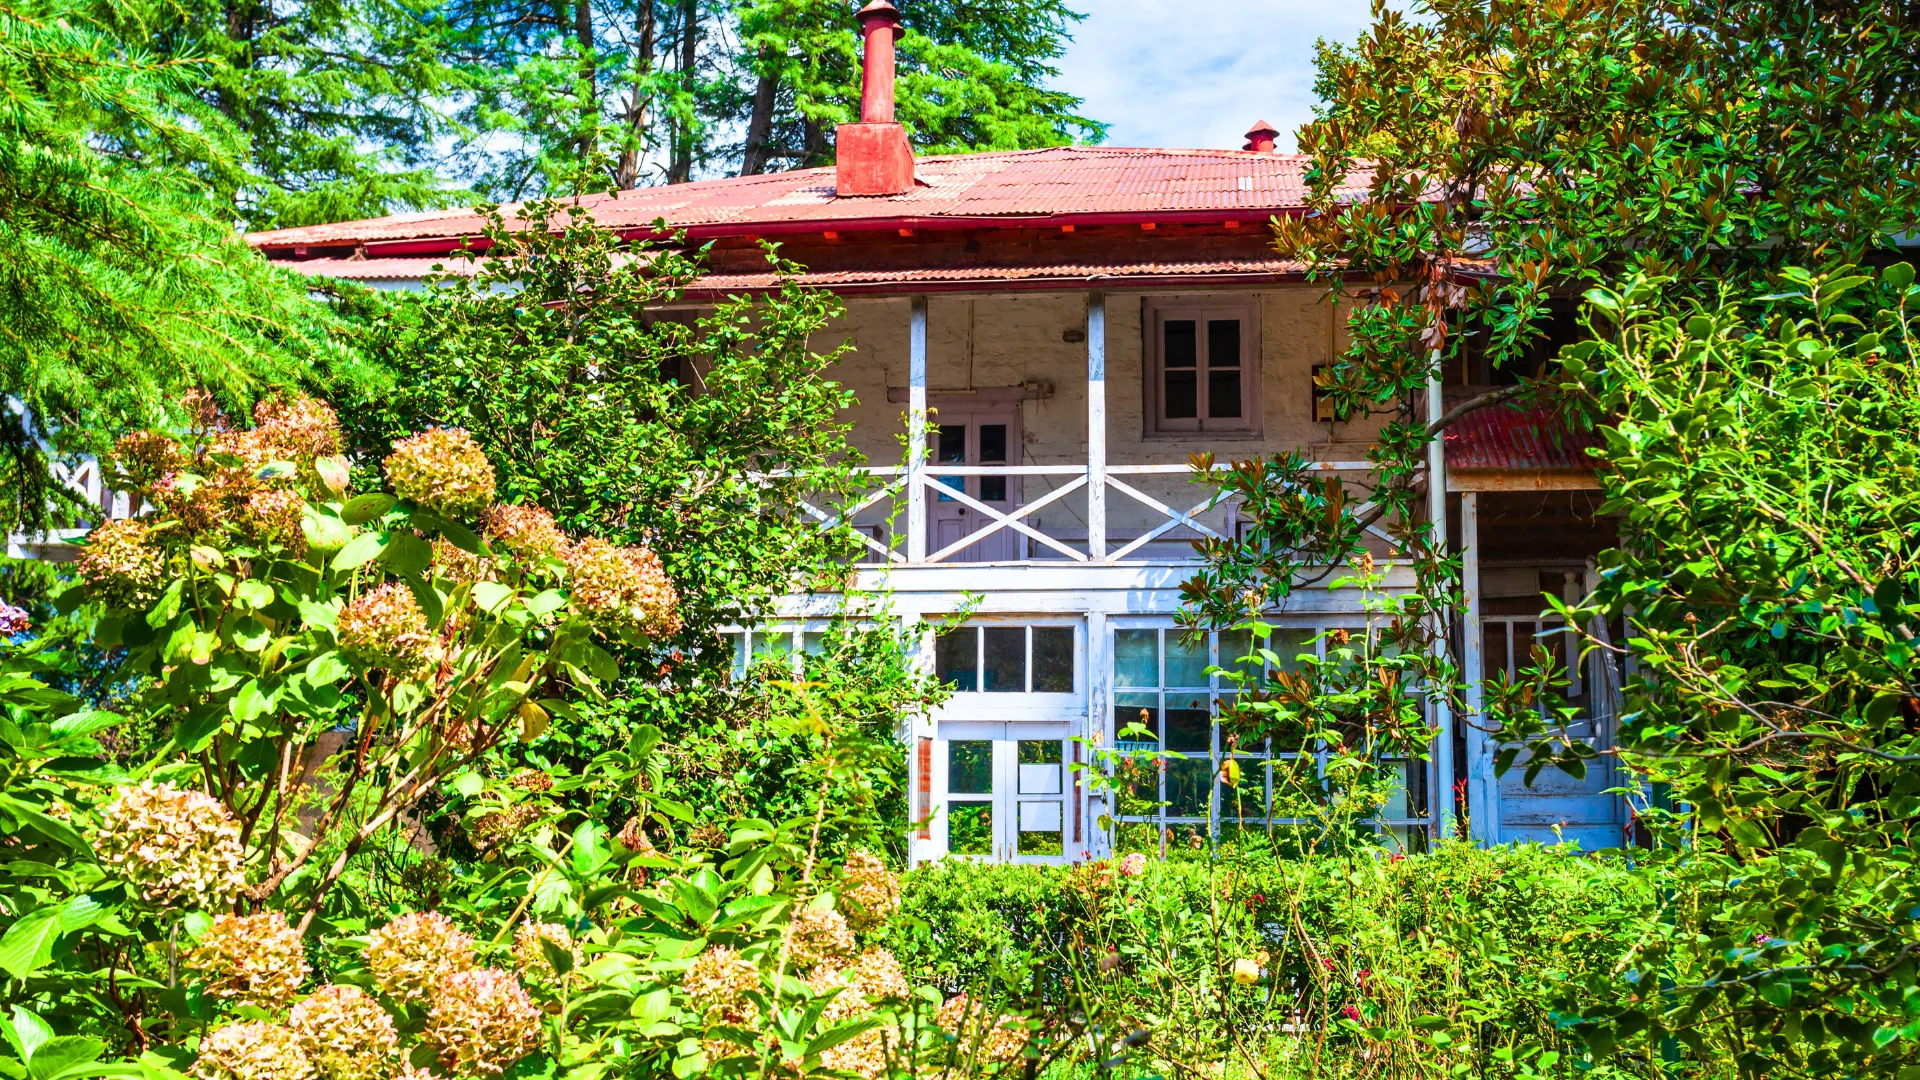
[1444,403,1600,473]
[247,146,1365,253]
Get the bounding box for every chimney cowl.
[1242,119,1280,153]
[837,0,914,196]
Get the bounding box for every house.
[235,2,1628,864]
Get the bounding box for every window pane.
[1166,692,1211,751]
[984,627,1025,691]
[948,740,993,794]
[1032,628,1073,692]
[949,803,993,855]
[755,630,793,659]
[1164,320,1197,367]
[1267,628,1315,674]
[1017,740,1062,793]
[1208,369,1242,419]
[1219,628,1255,684]
[1114,629,1159,687]
[1165,633,1209,687]
[937,424,966,463]
[979,476,1007,502]
[803,632,827,657]
[978,424,1007,462]
[935,628,977,691]
[1114,692,1159,746]
[1222,760,1268,821]
[932,473,961,502]
[1165,371,1198,419]
[1207,319,1241,369]
[1017,802,1063,855]
[1166,757,1212,818]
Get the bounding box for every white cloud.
[1051,0,1376,152]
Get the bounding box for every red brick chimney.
[1242,120,1280,153]
[836,1,915,196]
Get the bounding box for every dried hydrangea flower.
[0,602,29,636]
[507,771,552,794]
[838,851,900,932]
[336,583,432,673]
[245,487,309,552]
[385,430,495,520]
[289,985,399,1080]
[94,781,245,907]
[483,504,568,562]
[562,539,682,636]
[683,946,761,1025]
[253,396,344,466]
[423,968,542,1077]
[78,519,168,610]
[511,922,579,986]
[934,995,1027,1067]
[431,538,493,585]
[464,805,538,852]
[1118,852,1148,878]
[193,1021,316,1080]
[184,911,311,1008]
[784,907,855,971]
[109,430,189,496]
[365,912,475,1003]
[804,968,890,1080]
[848,948,910,1002]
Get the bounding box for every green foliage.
[886,844,1653,1078]
[0,0,367,532]
[340,200,865,644]
[1528,266,1920,1074]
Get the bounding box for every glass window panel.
[1114,630,1159,687]
[1017,802,1063,855]
[1166,757,1212,818]
[755,630,793,659]
[1381,759,1410,820]
[1164,320,1197,367]
[723,631,746,674]
[947,741,993,794]
[1017,741,1062,793]
[979,475,1007,502]
[1267,628,1315,674]
[983,627,1025,692]
[1221,760,1269,821]
[803,632,827,657]
[1207,319,1241,369]
[1208,369,1242,419]
[1031,628,1073,692]
[935,628,977,692]
[978,424,1007,462]
[1218,628,1255,684]
[948,803,993,855]
[937,425,967,463]
[1114,692,1159,745]
[1165,633,1210,687]
[1164,371,1197,420]
[931,474,960,502]
[1166,692,1212,752]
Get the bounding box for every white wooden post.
[907,296,929,563]
[1086,293,1107,562]
[1462,491,1497,844]
[1085,610,1111,859]
[1425,353,1453,841]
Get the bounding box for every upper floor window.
[1144,298,1260,437]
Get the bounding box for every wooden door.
[926,406,1022,562]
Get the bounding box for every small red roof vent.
[1242,119,1280,153]
[836,1,914,197]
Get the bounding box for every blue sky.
[1050,1,1377,152]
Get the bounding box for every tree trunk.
[739,56,780,176]
[576,0,597,162]
[667,0,697,183]
[613,0,656,189]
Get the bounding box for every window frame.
[934,621,1080,697]
[1142,296,1263,438]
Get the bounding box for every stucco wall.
[815,286,1384,550]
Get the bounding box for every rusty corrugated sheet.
[1444,404,1600,472]
[247,147,1368,252]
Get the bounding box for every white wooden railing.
[794,459,1382,568]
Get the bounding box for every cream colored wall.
[815,287,1381,540]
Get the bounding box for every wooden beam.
[1087,293,1108,561]
[1462,491,1498,845]
[1425,351,1454,839]
[907,297,928,563]
[1447,469,1600,492]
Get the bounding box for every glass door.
[927,411,1020,563]
[941,737,1069,863]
